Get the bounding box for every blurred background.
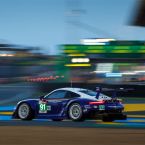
[0,0,145,107]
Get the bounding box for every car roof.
[55,87,86,93]
[45,87,110,100]
[52,87,95,98]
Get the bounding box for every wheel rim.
[69,104,82,120]
[18,104,29,119]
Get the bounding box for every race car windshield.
[79,90,97,96]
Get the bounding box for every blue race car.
[12,87,127,122]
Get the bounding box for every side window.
[66,91,80,99]
[45,90,67,99]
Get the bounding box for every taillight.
[89,100,105,105]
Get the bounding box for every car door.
[41,90,69,116]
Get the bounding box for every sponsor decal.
[93,106,98,109]
[108,106,120,108]
[84,105,91,109]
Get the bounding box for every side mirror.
[39,95,44,100]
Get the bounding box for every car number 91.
[39,101,51,113]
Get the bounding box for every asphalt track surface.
[0,115,145,145]
[0,118,145,129]
[0,125,145,145]
[0,118,144,145]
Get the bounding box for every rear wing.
[95,87,133,99]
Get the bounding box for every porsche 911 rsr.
[12,87,127,122]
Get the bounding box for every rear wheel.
[18,103,34,120]
[102,116,114,122]
[121,114,127,120]
[68,103,84,121]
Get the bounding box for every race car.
[12,87,127,122]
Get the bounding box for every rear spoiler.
[95,87,133,99]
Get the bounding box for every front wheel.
[68,103,84,121]
[17,103,34,120]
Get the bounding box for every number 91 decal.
[39,101,51,113]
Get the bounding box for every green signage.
[62,45,145,54]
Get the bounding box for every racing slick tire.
[68,103,84,121]
[102,113,127,122]
[121,114,127,120]
[102,116,114,122]
[17,103,34,120]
